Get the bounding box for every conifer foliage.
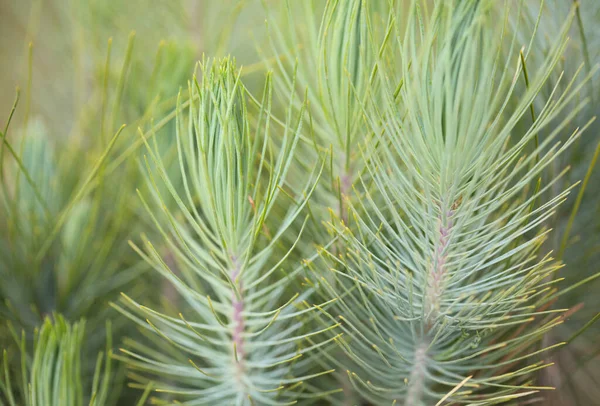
[1,0,599,405]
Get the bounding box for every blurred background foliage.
[0,0,599,405]
[0,0,264,403]
[502,2,600,404]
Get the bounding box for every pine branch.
[307,1,593,404]
[0,315,112,406]
[115,58,333,405]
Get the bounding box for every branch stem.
[425,205,454,325]
[230,255,246,387]
[405,341,429,406]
